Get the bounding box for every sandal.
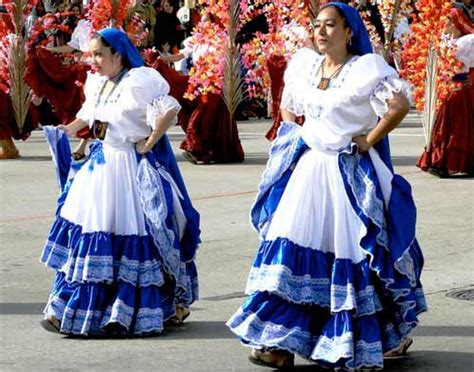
[40,316,61,334]
[72,151,86,161]
[182,151,198,164]
[384,337,413,358]
[165,306,190,326]
[248,348,295,369]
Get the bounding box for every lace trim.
[370,76,413,118]
[146,94,181,129]
[281,86,305,117]
[52,298,164,335]
[394,246,416,286]
[228,309,384,368]
[228,309,317,357]
[338,153,389,248]
[136,158,195,305]
[246,264,329,305]
[246,264,382,316]
[42,239,166,286]
[312,335,383,369]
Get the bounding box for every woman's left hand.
[136,139,151,154]
[352,135,371,153]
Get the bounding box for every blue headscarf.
[98,28,144,68]
[321,2,373,56]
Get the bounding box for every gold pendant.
[318,77,330,90]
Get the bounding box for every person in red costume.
[417,7,474,177]
[160,13,244,164]
[25,9,92,160]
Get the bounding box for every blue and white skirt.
[41,142,198,336]
[227,147,426,369]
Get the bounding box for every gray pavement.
[0,116,473,371]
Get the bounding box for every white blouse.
[67,19,92,53]
[456,34,474,71]
[281,48,412,152]
[76,66,181,150]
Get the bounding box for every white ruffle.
[119,67,171,113]
[75,72,106,127]
[370,76,413,118]
[344,54,399,99]
[146,95,181,129]
[456,34,474,69]
[281,48,323,116]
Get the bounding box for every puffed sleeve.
[281,48,322,116]
[120,67,181,128]
[345,54,413,117]
[456,34,474,69]
[75,71,104,127]
[67,19,92,53]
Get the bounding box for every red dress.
[417,69,474,176]
[144,51,244,164]
[25,48,90,125]
[0,90,42,141]
[265,54,305,141]
[180,93,244,164]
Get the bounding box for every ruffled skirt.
[41,143,198,335]
[227,148,426,369]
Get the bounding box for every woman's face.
[162,1,173,13]
[71,5,81,17]
[313,6,352,56]
[89,38,122,77]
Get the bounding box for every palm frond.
[8,0,32,131]
[382,0,402,61]
[421,45,438,149]
[222,0,245,120]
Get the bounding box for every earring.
[348,37,352,47]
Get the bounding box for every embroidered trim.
[246,263,382,316]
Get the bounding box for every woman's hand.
[136,139,151,154]
[57,124,74,137]
[353,135,371,153]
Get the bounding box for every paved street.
[0,116,473,371]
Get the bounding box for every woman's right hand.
[57,124,74,137]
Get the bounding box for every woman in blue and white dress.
[227,3,426,369]
[40,28,200,336]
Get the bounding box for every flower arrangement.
[183,0,228,100]
[400,0,461,112]
[89,0,131,30]
[239,0,310,100]
[0,34,12,94]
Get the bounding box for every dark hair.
[319,4,350,29]
[318,4,356,54]
[91,33,131,69]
